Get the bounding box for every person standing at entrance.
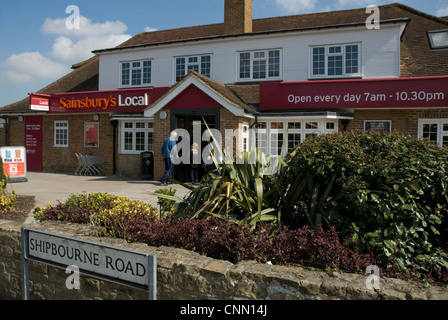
[160,131,178,185]
[190,142,200,184]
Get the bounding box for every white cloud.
[144,26,158,32]
[41,16,129,38]
[1,15,131,88]
[275,0,318,13]
[42,15,132,63]
[2,52,69,84]
[51,33,131,62]
[436,6,448,17]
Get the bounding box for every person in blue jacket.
[160,130,178,185]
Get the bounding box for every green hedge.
[288,131,448,279]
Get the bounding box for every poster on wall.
[0,146,27,182]
[364,120,392,133]
[84,122,99,147]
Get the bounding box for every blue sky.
[1,0,447,107]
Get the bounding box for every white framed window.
[175,54,211,82]
[418,119,448,148]
[254,120,337,155]
[120,121,154,154]
[54,121,68,147]
[238,49,281,81]
[120,60,152,87]
[310,43,361,78]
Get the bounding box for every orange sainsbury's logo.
[59,95,117,111]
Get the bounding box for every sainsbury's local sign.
[30,87,170,114]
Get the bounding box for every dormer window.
[427,29,448,50]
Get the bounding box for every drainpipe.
[111,120,118,175]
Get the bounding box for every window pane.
[254,51,265,59]
[288,122,301,129]
[428,30,448,49]
[270,133,284,156]
[345,45,359,74]
[312,48,325,76]
[329,46,342,54]
[136,122,145,129]
[239,52,251,79]
[187,64,199,72]
[143,61,151,84]
[201,56,211,78]
[121,63,130,86]
[326,122,335,130]
[136,132,145,151]
[423,124,438,142]
[176,58,186,81]
[124,132,133,150]
[268,50,280,77]
[124,122,133,129]
[328,56,343,76]
[306,122,319,130]
[256,132,268,154]
[253,60,266,79]
[270,122,284,129]
[132,69,142,86]
[443,136,448,148]
[288,133,301,152]
[147,132,154,151]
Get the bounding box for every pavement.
[7,172,190,224]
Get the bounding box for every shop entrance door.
[170,109,219,182]
[24,116,43,172]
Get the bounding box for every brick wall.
[346,108,448,135]
[224,0,252,34]
[220,108,245,157]
[398,10,448,77]
[1,220,447,300]
[153,109,171,181]
[42,114,115,175]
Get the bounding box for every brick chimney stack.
[224,0,253,34]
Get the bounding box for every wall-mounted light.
[18,116,24,122]
[93,114,99,121]
[159,110,168,120]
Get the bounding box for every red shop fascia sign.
[29,87,170,114]
[259,76,448,110]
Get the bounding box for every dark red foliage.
[125,216,372,273]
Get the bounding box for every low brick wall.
[1,219,447,300]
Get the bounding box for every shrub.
[288,130,448,280]
[126,215,372,273]
[0,178,17,210]
[154,187,177,216]
[34,192,158,238]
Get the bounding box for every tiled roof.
[146,70,256,114]
[2,3,447,113]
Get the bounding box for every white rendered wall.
[98,24,402,91]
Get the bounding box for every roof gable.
[144,71,253,118]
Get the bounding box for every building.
[1,1,447,181]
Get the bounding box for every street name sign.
[21,227,157,300]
